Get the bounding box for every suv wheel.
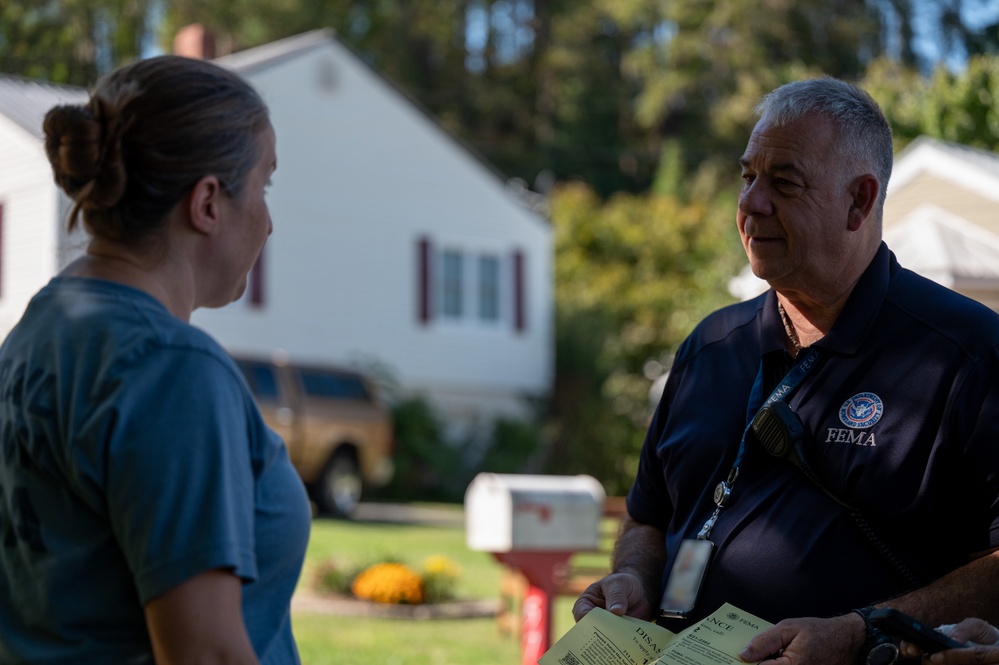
[317,450,362,518]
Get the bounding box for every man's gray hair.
[755,77,893,206]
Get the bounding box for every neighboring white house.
[881,136,999,311]
[728,135,999,311]
[0,76,88,334]
[0,29,554,444]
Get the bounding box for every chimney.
[173,24,216,60]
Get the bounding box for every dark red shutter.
[248,247,264,307]
[418,237,432,324]
[513,249,525,333]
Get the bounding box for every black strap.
[758,406,926,591]
[696,348,822,540]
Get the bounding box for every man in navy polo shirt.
[572,77,999,665]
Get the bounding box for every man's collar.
[760,242,892,356]
[809,242,892,355]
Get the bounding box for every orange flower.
[351,562,424,604]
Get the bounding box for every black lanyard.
[696,347,820,540]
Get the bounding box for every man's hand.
[737,613,867,665]
[570,515,664,623]
[919,645,999,664]
[571,572,656,622]
[899,617,999,664]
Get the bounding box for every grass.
[292,503,581,665]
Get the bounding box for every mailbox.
[465,473,605,552]
[464,473,606,665]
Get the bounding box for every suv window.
[298,369,370,401]
[235,360,280,400]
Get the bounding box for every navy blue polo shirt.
[629,243,999,629]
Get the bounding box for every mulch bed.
[292,590,501,620]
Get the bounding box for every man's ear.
[847,174,879,232]
[187,175,224,235]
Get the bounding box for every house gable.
[886,136,999,231]
[190,31,553,427]
[215,30,549,222]
[885,172,999,237]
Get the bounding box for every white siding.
[0,115,59,335]
[192,41,553,427]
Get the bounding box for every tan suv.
[232,355,394,517]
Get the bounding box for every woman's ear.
[847,174,879,232]
[187,175,224,235]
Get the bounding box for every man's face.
[737,112,858,298]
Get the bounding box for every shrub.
[479,416,545,474]
[313,558,354,596]
[420,555,460,604]
[314,555,462,605]
[377,396,467,502]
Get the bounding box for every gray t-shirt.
[0,276,311,664]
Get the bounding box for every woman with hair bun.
[0,55,310,664]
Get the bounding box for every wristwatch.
[853,607,900,665]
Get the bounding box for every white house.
[0,29,554,443]
[881,136,999,311]
[0,76,88,333]
[728,135,999,311]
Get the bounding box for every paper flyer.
[539,603,773,665]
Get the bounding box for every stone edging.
[292,590,501,620]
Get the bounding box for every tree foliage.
[0,0,155,84]
[625,0,881,190]
[5,0,996,192]
[4,0,999,489]
[544,182,742,490]
[865,53,999,152]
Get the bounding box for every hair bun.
[43,103,127,210]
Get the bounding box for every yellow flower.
[351,562,424,605]
[421,556,459,604]
[423,555,459,577]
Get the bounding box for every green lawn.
[292,504,580,665]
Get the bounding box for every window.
[441,250,463,318]
[416,236,526,332]
[235,361,279,400]
[299,369,371,401]
[478,255,500,321]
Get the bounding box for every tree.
[864,53,999,152]
[620,0,884,203]
[7,1,993,195]
[544,181,743,490]
[880,0,999,71]
[0,0,155,85]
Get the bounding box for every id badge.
[659,538,714,619]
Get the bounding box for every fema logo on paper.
[839,393,884,429]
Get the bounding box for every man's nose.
[739,180,774,218]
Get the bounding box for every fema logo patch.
[839,393,884,429]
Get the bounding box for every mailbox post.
[465,473,605,665]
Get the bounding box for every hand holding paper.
[540,603,772,665]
